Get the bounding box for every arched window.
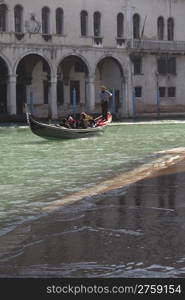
[157,16,164,40]
[133,14,140,39]
[14,5,23,33]
[94,11,101,36]
[168,17,174,40]
[56,8,63,35]
[0,4,7,32]
[42,7,50,34]
[117,13,124,37]
[81,10,88,36]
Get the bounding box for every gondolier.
[100,86,112,120]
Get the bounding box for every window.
[42,7,50,34]
[168,18,174,41]
[159,87,166,97]
[81,10,88,36]
[157,16,164,40]
[167,57,176,74]
[14,5,23,33]
[135,86,142,97]
[158,87,176,97]
[157,57,176,75]
[0,4,7,32]
[133,56,142,74]
[93,11,102,45]
[117,13,124,38]
[133,14,140,39]
[157,57,166,74]
[56,8,63,35]
[94,11,101,36]
[168,87,176,97]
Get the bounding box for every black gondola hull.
[26,113,112,140]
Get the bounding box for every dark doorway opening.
[0,58,8,114]
[16,83,26,115]
[0,83,7,113]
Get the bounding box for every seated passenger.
[59,116,76,128]
[67,115,76,128]
[78,112,95,128]
[59,118,70,128]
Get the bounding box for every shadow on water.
[1,161,185,278]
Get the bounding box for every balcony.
[127,39,185,54]
[42,34,52,42]
[93,36,103,46]
[0,31,57,45]
[116,37,125,47]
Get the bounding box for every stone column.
[49,76,58,119]
[50,8,55,35]
[86,75,95,112]
[125,0,133,41]
[120,78,127,118]
[7,75,16,115]
[125,57,134,117]
[8,5,14,33]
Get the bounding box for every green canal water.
[0,121,185,236]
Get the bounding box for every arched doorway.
[16,54,51,117]
[0,57,8,114]
[95,56,124,116]
[57,55,89,115]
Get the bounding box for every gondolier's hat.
[100,85,106,89]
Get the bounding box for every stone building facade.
[1,0,185,120]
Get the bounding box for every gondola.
[26,112,112,140]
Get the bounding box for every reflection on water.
[0,123,185,236]
[1,123,185,277]
[1,161,185,277]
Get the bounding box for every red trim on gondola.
[96,112,112,127]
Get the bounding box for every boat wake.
[42,147,185,213]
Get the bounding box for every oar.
[94,115,102,121]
